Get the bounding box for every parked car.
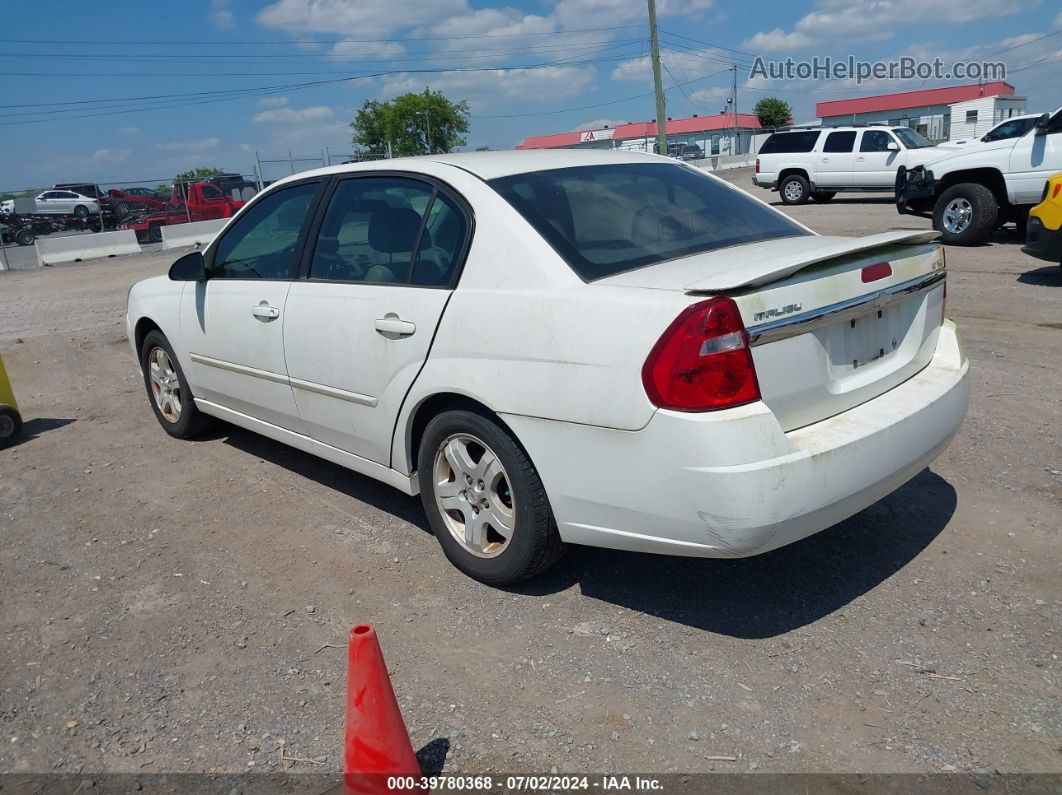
[937,114,1041,148]
[1,190,100,218]
[897,105,1062,245]
[1022,172,1062,266]
[667,142,704,161]
[753,125,943,204]
[126,150,968,585]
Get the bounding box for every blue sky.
[1,0,1060,190]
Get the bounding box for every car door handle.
[251,303,280,320]
[374,316,416,336]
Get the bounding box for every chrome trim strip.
[189,353,378,407]
[746,271,945,347]
[190,353,289,385]
[289,377,378,407]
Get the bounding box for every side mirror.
[168,251,207,281]
[886,141,900,151]
[1034,113,1051,133]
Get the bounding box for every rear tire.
[0,405,23,449]
[15,228,34,246]
[933,183,998,246]
[418,408,565,585]
[140,330,213,439]
[811,191,836,203]
[73,205,88,219]
[779,174,810,205]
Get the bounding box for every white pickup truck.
[896,106,1062,245]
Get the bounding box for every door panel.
[855,130,902,186]
[1009,118,1062,204]
[180,280,301,430]
[815,130,856,186]
[284,284,450,461]
[283,175,470,464]
[178,180,322,431]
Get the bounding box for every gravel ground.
[0,167,1059,779]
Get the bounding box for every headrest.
[368,207,430,253]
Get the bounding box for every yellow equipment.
[1023,171,1062,265]
[0,353,22,448]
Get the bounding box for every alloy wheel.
[942,197,973,234]
[148,347,182,423]
[432,433,515,558]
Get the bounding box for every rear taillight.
[755,158,760,173]
[642,297,761,412]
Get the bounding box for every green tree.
[753,97,793,129]
[351,89,470,157]
[175,167,224,182]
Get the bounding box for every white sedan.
[126,150,969,585]
[1,190,99,217]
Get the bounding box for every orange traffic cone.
[343,624,422,794]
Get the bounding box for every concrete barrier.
[690,155,757,172]
[35,230,141,266]
[161,219,228,250]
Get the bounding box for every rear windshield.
[488,163,809,281]
[758,131,821,154]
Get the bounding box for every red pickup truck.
[119,181,244,243]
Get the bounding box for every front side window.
[210,182,318,280]
[983,117,1036,142]
[823,131,856,153]
[860,130,895,152]
[489,163,808,281]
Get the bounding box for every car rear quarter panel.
[392,171,693,473]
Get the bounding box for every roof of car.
[275,149,676,185]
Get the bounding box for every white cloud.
[209,0,234,28]
[89,148,131,164]
[574,118,625,131]
[118,126,140,135]
[429,7,555,40]
[257,0,465,37]
[378,66,595,108]
[253,106,335,123]
[554,0,712,28]
[44,147,132,171]
[257,96,290,107]
[742,0,1032,51]
[328,40,405,60]
[690,86,729,104]
[1056,12,1062,28]
[611,50,731,82]
[155,137,221,151]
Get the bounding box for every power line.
[0,24,647,46]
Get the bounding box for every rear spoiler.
[684,230,941,293]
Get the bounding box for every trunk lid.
[599,232,947,431]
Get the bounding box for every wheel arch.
[133,316,163,356]
[401,391,526,479]
[778,167,810,183]
[937,168,1009,208]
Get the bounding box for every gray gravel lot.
[0,167,1059,778]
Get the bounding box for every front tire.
[418,408,564,585]
[933,183,998,246]
[779,174,810,205]
[140,331,212,439]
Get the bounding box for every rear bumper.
[1022,215,1062,264]
[752,174,775,189]
[504,321,968,558]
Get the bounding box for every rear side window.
[758,131,820,154]
[489,163,808,281]
[823,131,856,152]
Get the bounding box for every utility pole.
[647,0,667,156]
[730,65,739,155]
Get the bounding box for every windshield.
[488,163,809,281]
[892,128,933,149]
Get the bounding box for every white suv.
[753,125,942,205]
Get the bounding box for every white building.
[947,94,1028,141]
